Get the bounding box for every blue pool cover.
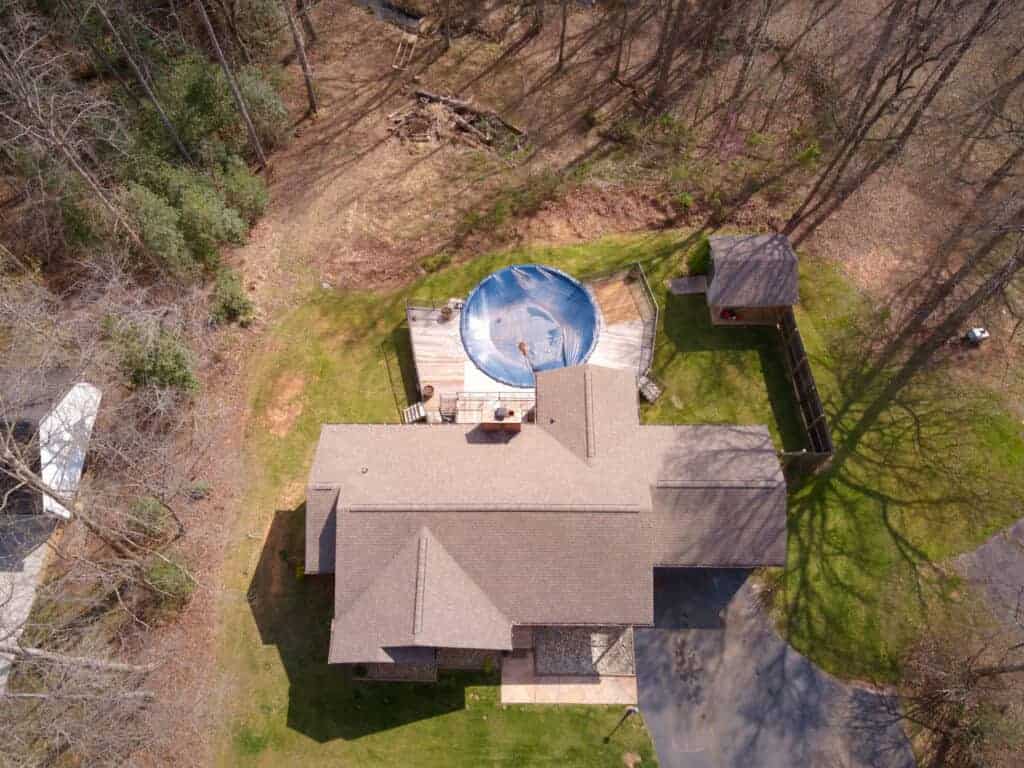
[460,264,602,388]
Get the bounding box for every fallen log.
[413,89,525,136]
[0,643,158,674]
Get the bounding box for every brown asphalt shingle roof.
[706,234,799,308]
[307,365,788,663]
[330,527,513,663]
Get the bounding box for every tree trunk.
[93,3,193,164]
[297,0,317,44]
[556,0,568,70]
[612,1,629,79]
[194,0,267,168]
[728,0,774,109]
[212,0,253,65]
[0,643,157,674]
[281,0,317,114]
[651,0,686,107]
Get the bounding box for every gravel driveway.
[635,569,914,768]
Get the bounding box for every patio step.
[402,401,427,424]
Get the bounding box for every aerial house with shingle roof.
[305,364,788,686]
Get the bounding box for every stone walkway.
[668,276,708,295]
[500,651,637,705]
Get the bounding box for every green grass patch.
[217,229,1024,764]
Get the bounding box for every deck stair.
[402,401,427,424]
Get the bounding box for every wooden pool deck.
[406,272,655,424]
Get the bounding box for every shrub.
[129,496,172,541]
[60,192,103,248]
[420,252,451,273]
[237,67,291,153]
[148,56,239,161]
[604,117,641,145]
[211,268,255,325]
[687,237,711,275]
[131,159,252,269]
[218,157,268,222]
[796,140,822,167]
[187,480,211,501]
[108,319,198,391]
[178,185,247,267]
[123,183,190,272]
[673,191,695,211]
[146,56,289,165]
[144,555,194,615]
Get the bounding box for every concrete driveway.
[635,569,914,768]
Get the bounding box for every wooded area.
[1,1,1022,766]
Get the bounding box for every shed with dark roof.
[706,234,799,326]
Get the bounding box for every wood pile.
[387,90,527,154]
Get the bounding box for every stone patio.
[534,626,636,676]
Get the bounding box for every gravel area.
[534,626,635,676]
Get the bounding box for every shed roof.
[707,234,799,308]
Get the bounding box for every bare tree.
[650,0,687,107]
[280,0,317,115]
[556,0,568,71]
[0,9,144,249]
[900,619,1024,768]
[785,0,1012,245]
[193,0,267,168]
[88,1,193,164]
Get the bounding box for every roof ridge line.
[348,503,643,512]
[584,367,596,459]
[655,480,783,489]
[413,532,428,637]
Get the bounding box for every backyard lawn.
[215,230,1024,764]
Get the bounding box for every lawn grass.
[216,229,1024,765]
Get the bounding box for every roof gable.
[330,526,512,663]
[535,365,638,463]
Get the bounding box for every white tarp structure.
[2,382,101,691]
[38,382,102,519]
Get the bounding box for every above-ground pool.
[460,264,602,388]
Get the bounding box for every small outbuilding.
[706,234,799,325]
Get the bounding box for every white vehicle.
[964,327,991,346]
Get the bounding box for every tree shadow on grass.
[655,292,807,451]
[247,506,493,743]
[777,318,1024,681]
